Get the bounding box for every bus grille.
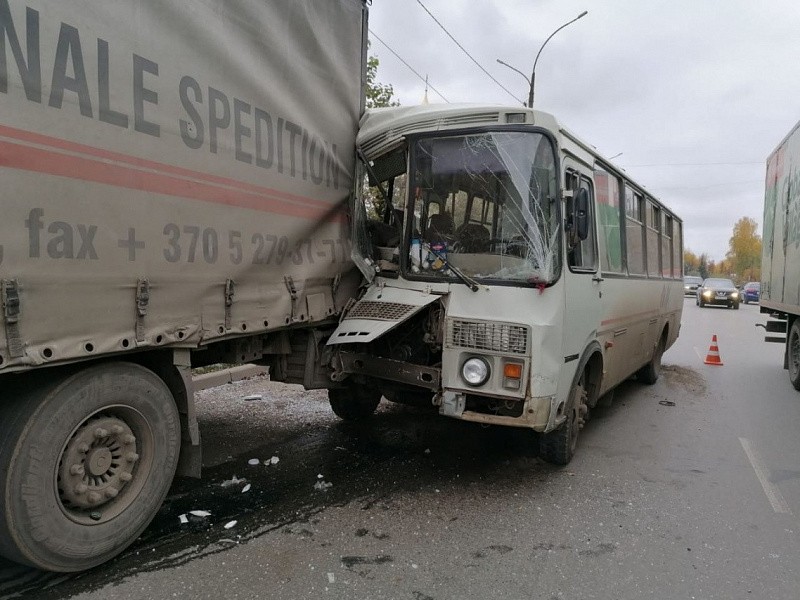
[447,320,529,355]
[345,301,418,322]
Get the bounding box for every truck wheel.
[539,372,588,465]
[328,385,381,421]
[788,321,800,391]
[637,334,665,385]
[0,362,180,572]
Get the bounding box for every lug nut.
[123,434,136,445]
[69,464,85,476]
[105,487,119,498]
[75,483,88,494]
[94,428,108,439]
[111,425,124,435]
[87,491,101,504]
[78,443,90,454]
[126,452,139,463]
[120,472,133,482]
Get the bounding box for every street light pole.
[528,10,588,108]
[495,59,531,106]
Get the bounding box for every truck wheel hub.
[58,416,137,511]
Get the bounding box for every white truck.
[760,119,800,388]
[0,0,367,571]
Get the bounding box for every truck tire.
[788,321,800,391]
[0,362,180,572]
[328,385,381,421]
[637,333,665,385]
[539,370,588,465]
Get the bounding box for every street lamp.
[528,11,588,108]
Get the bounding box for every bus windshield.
[408,131,560,285]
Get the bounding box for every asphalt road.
[2,297,799,599]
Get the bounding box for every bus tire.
[384,389,434,408]
[788,321,800,391]
[0,362,180,572]
[539,372,588,465]
[637,334,665,385]
[328,385,381,421]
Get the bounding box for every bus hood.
[327,284,441,345]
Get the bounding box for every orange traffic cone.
[704,334,723,366]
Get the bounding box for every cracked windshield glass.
[409,131,560,284]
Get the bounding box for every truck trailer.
[761,119,800,389]
[0,0,367,571]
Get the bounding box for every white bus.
[326,105,684,464]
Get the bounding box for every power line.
[654,179,763,191]
[369,29,450,103]
[415,0,524,105]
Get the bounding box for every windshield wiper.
[422,242,480,292]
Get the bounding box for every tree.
[698,253,709,280]
[683,249,700,275]
[361,43,400,224]
[726,216,762,283]
[365,43,399,109]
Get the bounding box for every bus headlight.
[462,357,490,386]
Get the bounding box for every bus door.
[562,165,601,370]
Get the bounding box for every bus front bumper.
[437,390,557,432]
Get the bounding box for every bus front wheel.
[328,385,382,421]
[539,373,588,465]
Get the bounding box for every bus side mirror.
[574,188,590,241]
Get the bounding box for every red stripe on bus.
[600,308,659,327]
[0,140,346,223]
[0,123,341,211]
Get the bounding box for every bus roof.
[357,104,561,160]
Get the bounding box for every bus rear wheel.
[637,334,665,385]
[788,321,800,391]
[0,362,180,572]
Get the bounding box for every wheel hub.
[58,416,138,510]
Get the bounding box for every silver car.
[683,275,703,297]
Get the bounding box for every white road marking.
[739,437,793,515]
[693,346,704,361]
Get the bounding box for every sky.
[367,0,800,262]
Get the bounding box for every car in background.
[697,278,740,309]
[741,281,760,304]
[683,275,703,297]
